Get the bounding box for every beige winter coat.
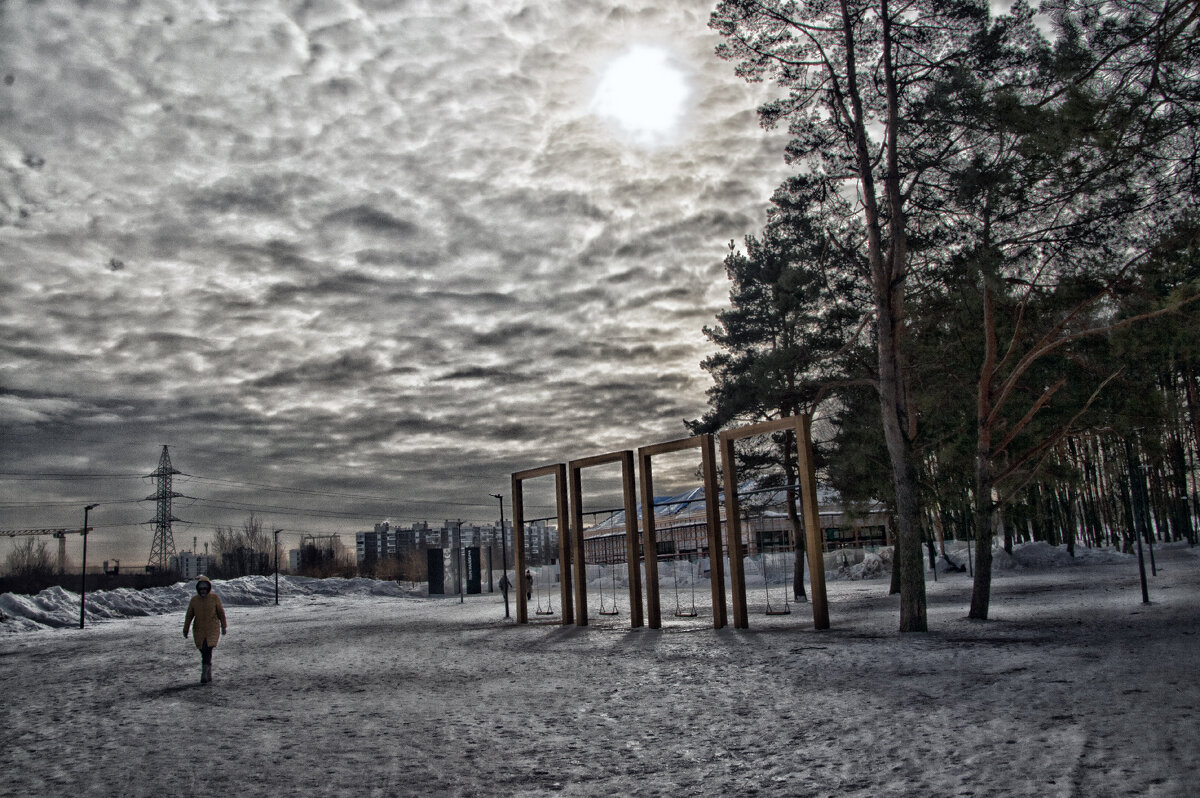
[183,576,227,649]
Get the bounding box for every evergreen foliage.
[703,0,1199,625]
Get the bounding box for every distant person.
[524,569,533,601]
[183,575,227,684]
[499,572,511,595]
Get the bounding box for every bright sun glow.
[591,46,691,146]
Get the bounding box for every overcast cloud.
[0,0,792,563]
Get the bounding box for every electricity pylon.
[144,445,181,572]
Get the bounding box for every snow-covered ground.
[1,542,1197,797]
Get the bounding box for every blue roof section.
[590,486,704,530]
[588,482,847,531]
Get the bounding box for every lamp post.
[274,529,282,606]
[80,503,98,629]
[490,492,509,619]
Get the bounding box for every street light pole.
[80,504,98,629]
[491,492,509,619]
[274,529,282,606]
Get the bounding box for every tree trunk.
[933,508,947,557]
[836,0,925,632]
[1064,483,1078,557]
[1184,362,1200,464]
[1170,431,1197,544]
[877,317,927,630]
[1119,457,1136,554]
[889,542,902,595]
[970,470,995,620]
[970,280,998,620]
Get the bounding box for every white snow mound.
[0,575,420,634]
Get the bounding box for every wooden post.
[619,450,642,628]
[700,434,728,630]
[511,474,528,625]
[637,449,662,629]
[553,465,573,624]
[796,415,830,630]
[719,430,749,629]
[569,464,588,626]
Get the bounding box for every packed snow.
[1,542,1197,797]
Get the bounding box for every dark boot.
[201,663,211,683]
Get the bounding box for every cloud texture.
[0,0,791,561]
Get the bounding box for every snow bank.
[0,574,421,634]
[839,551,885,580]
[1009,540,1134,568]
[0,542,1163,634]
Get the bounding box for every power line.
[177,496,394,520]
[1,465,558,523]
[0,499,144,509]
[0,472,146,480]
[177,473,493,507]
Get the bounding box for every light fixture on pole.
[80,504,98,629]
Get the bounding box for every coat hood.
[196,575,213,589]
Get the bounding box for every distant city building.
[171,551,218,580]
[355,519,511,567]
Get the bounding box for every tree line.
[698,0,1199,630]
[211,515,356,579]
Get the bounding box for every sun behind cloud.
[590,45,691,147]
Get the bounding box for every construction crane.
[0,527,90,575]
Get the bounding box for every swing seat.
[598,609,619,616]
[765,607,792,616]
[673,609,698,618]
[535,608,555,616]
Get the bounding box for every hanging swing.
[763,539,792,616]
[534,566,555,615]
[594,514,620,617]
[598,557,620,616]
[672,551,698,618]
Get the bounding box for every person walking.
[183,575,227,684]
[524,569,533,602]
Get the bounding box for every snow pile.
[0,575,421,634]
[0,542,1162,634]
[839,551,885,580]
[0,587,86,632]
[1009,540,1134,568]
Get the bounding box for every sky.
[0,0,794,566]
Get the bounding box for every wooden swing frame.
[719,415,829,630]
[637,433,727,630]
[511,464,574,625]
